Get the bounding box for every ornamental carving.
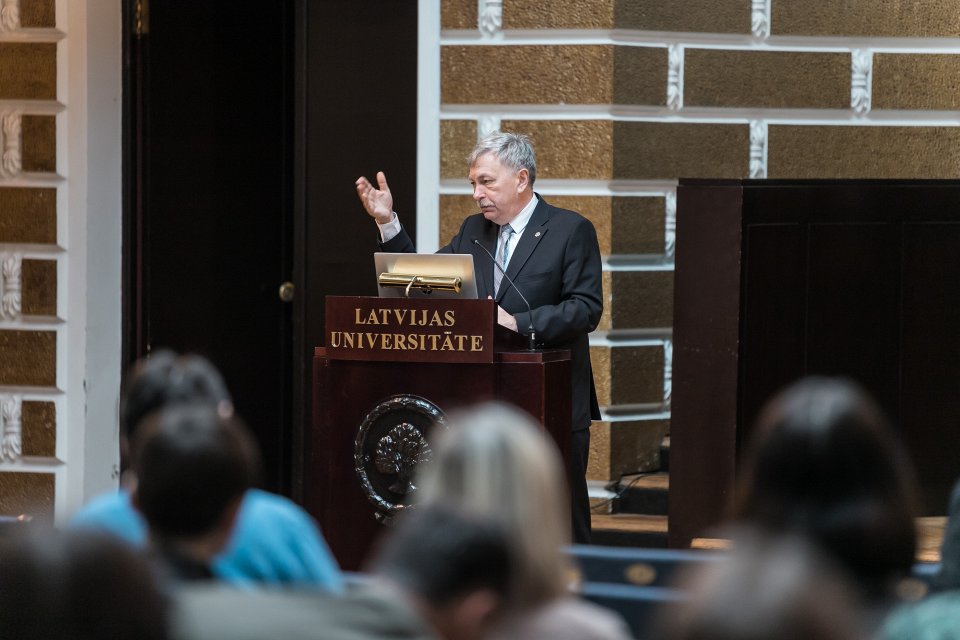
[749,120,767,179]
[663,339,673,409]
[375,422,432,495]
[479,0,502,38]
[851,49,872,115]
[0,111,22,179]
[0,395,22,462]
[667,45,683,110]
[354,395,447,522]
[665,192,676,259]
[751,0,770,38]
[0,0,20,33]
[0,253,21,320]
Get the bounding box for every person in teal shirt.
[70,350,342,591]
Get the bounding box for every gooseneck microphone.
[472,237,538,351]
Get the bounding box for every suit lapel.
[496,197,550,303]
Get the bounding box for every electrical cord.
[589,471,657,513]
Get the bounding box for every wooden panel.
[504,0,613,29]
[21,115,56,173]
[614,122,749,180]
[21,259,57,316]
[615,0,749,33]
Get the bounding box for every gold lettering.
[440,333,455,351]
[354,309,364,324]
[365,333,378,349]
[393,309,407,325]
[379,309,391,324]
[365,310,380,325]
[428,311,444,327]
[330,332,342,347]
[394,334,407,350]
[444,310,455,326]
[344,332,355,348]
[427,334,440,350]
[382,334,392,349]
[471,335,483,351]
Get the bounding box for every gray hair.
[467,131,537,185]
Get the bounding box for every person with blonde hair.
[415,402,630,639]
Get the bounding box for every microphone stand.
[472,238,538,351]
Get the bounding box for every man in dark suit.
[355,131,603,543]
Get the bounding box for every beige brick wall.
[432,0,960,480]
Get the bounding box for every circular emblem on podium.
[354,395,446,522]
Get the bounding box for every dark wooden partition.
[670,179,960,547]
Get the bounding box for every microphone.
[472,237,537,351]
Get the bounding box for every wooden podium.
[670,179,960,548]
[306,296,572,569]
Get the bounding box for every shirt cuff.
[378,213,401,243]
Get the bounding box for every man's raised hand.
[355,171,394,224]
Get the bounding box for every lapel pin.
[534,231,541,238]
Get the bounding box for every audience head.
[373,504,512,640]
[661,530,861,640]
[121,349,232,434]
[131,402,260,548]
[468,131,537,186]
[0,527,169,640]
[415,401,570,609]
[732,376,918,598]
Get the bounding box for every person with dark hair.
[0,527,169,640]
[70,350,343,590]
[731,376,919,623]
[170,504,514,640]
[131,403,260,582]
[356,131,603,543]
[658,530,861,640]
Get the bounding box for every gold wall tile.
[0,188,57,244]
[591,344,664,406]
[0,43,56,100]
[874,54,960,111]
[0,330,56,387]
[685,50,849,109]
[505,0,614,29]
[613,46,668,106]
[610,271,673,329]
[21,115,56,173]
[547,196,612,255]
[21,401,55,458]
[589,420,670,481]
[501,120,613,180]
[613,122,749,179]
[613,197,666,255]
[440,120,477,179]
[442,45,614,104]
[612,344,664,405]
[21,259,57,317]
[591,344,611,405]
[769,126,960,179]
[0,472,54,524]
[615,0,750,33]
[597,271,612,332]
[441,0,477,29]
[21,0,56,28]
[773,1,960,37]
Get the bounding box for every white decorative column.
[851,49,873,114]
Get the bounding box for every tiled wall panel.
[0,472,54,523]
[0,43,56,100]
[873,54,960,111]
[773,1,960,37]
